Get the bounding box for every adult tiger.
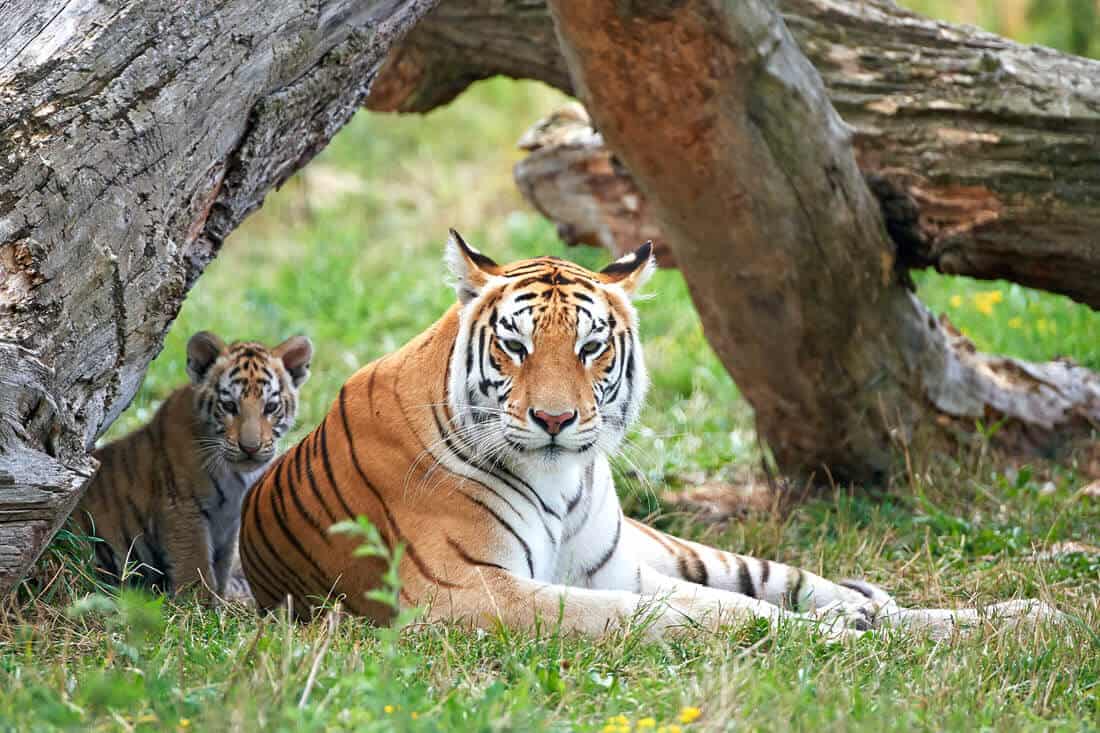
[240,233,1059,638]
[74,331,313,601]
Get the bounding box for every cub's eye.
[580,341,603,357]
[219,399,238,416]
[264,401,280,416]
[501,338,526,355]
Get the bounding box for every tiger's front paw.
[811,600,875,632]
[222,573,255,606]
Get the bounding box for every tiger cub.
[73,331,312,601]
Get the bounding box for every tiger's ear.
[186,331,226,384]
[273,335,313,388]
[445,228,500,304]
[599,241,656,296]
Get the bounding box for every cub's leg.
[422,567,864,640]
[211,536,238,596]
[624,519,895,626]
[215,541,255,603]
[161,504,217,601]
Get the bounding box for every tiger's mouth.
[504,434,598,457]
[228,452,274,472]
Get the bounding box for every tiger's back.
[240,314,473,620]
[73,332,313,599]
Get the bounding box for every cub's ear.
[186,331,226,384]
[273,335,313,388]
[445,228,500,304]
[599,241,656,296]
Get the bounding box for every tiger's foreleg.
[623,519,897,625]
[161,505,217,602]
[421,566,864,640]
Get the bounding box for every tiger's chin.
[227,454,274,475]
[502,436,606,474]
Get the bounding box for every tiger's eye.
[220,399,238,415]
[264,401,279,416]
[580,341,603,357]
[502,339,525,354]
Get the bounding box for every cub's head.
[445,230,654,469]
[186,332,313,472]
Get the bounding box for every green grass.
[6,13,1100,730]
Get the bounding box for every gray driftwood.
[0,0,435,594]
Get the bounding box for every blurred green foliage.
[901,0,1099,58]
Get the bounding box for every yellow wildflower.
[679,706,702,723]
[178,720,191,729]
[384,705,395,714]
[608,715,630,726]
[971,290,1003,315]
[601,725,630,733]
[949,295,963,308]
[411,712,419,720]
[1008,317,1023,329]
[638,718,657,729]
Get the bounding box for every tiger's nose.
[239,440,261,456]
[530,409,577,436]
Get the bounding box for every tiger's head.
[445,230,655,471]
[186,332,313,472]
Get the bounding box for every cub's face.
[445,230,654,470]
[187,332,313,472]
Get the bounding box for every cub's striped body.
[240,234,1061,638]
[74,332,312,600]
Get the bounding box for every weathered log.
[543,0,1099,482]
[513,102,676,267]
[0,0,435,594]
[370,0,1100,309]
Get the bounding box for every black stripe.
[458,492,534,578]
[429,408,527,521]
[339,386,459,588]
[839,580,874,599]
[447,536,507,571]
[282,441,331,544]
[237,521,288,609]
[267,457,332,588]
[242,493,313,611]
[585,514,622,579]
[315,413,357,524]
[301,428,339,531]
[736,557,756,598]
[787,569,804,611]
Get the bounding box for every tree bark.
[540,0,1099,483]
[0,0,435,594]
[370,0,1100,309]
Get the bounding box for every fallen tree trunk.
[370,0,1100,309]
[541,0,1100,483]
[0,0,435,594]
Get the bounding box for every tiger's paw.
[221,573,255,607]
[810,600,876,632]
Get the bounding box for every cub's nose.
[239,440,261,456]
[530,409,577,436]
